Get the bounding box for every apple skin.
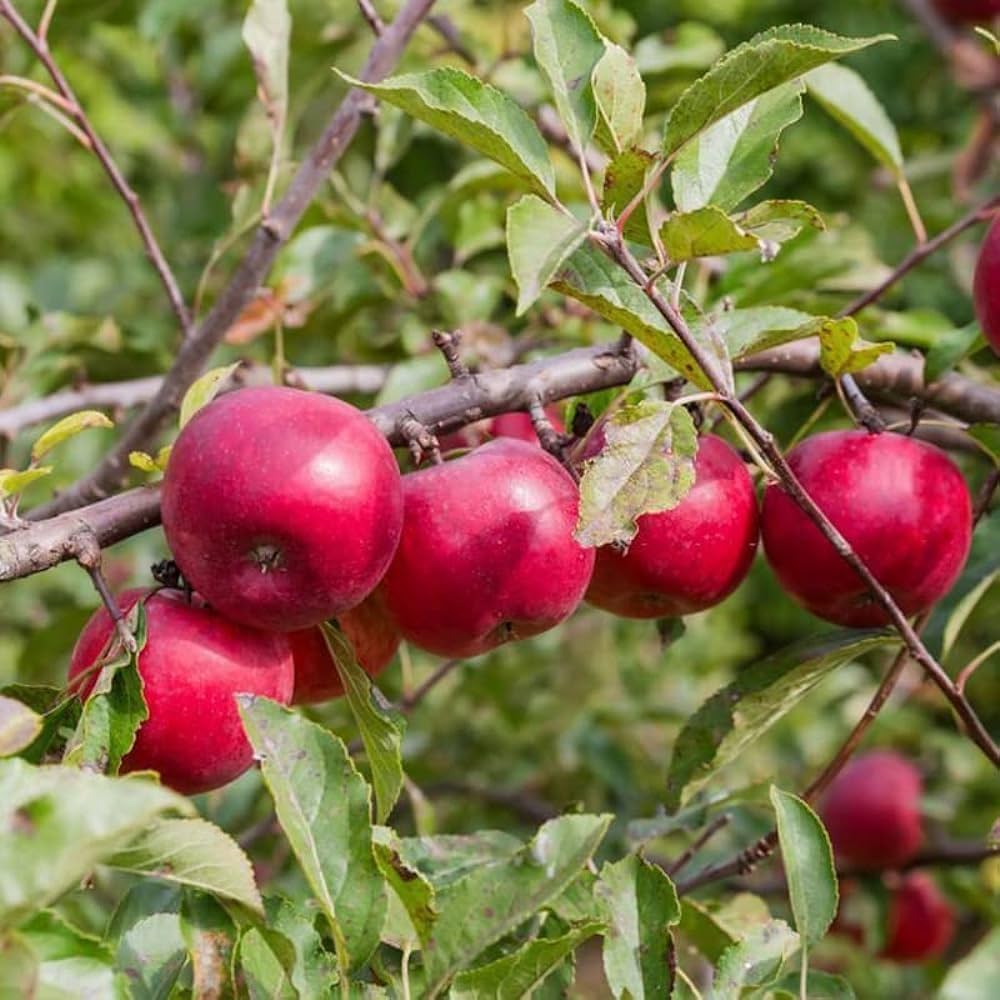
[974,216,1000,356]
[819,750,923,870]
[932,0,1000,23]
[69,588,294,795]
[583,434,759,619]
[881,874,955,963]
[290,592,401,705]
[380,438,595,658]
[438,407,564,454]
[161,386,403,632]
[761,430,972,627]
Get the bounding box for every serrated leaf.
[423,814,612,996]
[0,696,42,758]
[576,400,698,548]
[321,622,405,825]
[596,855,680,999]
[179,363,240,429]
[770,787,837,947]
[677,899,737,963]
[806,62,902,174]
[31,410,113,463]
[239,928,296,1000]
[735,199,825,243]
[507,195,590,315]
[705,306,817,358]
[64,602,149,776]
[525,0,606,153]
[593,43,646,156]
[664,632,893,811]
[265,896,339,996]
[602,147,656,245]
[0,466,52,498]
[20,910,119,999]
[0,758,190,928]
[343,68,555,198]
[672,83,804,212]
[713,920,800,999]
[663,25,893,155]
[106,817,263,914]
[553,243,709,386]
[451,922,603,999]
[659,206,759,262]
[242,0,290,137]
[813,316,894,376]
[391,830,524,888]
[237,696,386,972]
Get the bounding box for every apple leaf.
[735,199,825,243]
[663,25,893,155]
[180,894,236,999]
[813,317,894,376]
[942,569,1000,662]
[372,828,438,948]
[239,928,296,1000]
[0,696,42,758]
[242,0,290,136]
[237,696,386,972]
[506,195,590,315]
[924,322,983,384]
[678,898,738,963]
[265,895,340,996]
[575,400,698,549]
[968,424,1000,466]
[596,854,680,1000]
[18,910,118,998]
[806,62,902,176]
[602,147,656,245]
[702,306,816,358]
[658,206,759,262]
[0,467,52,499]
[0,685,80,765]
[672,82,804,213]
[115,911,187,999]
[525,0,606,154]
[664,631,894,811]
[31,410,113,464]
[593,43,646,156]
[342,68,555,198]
[320,622,405,825]
[178,363,240,429]
[713,920,800,998]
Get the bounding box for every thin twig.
[399,657,461,710]
[839,373,887,432]
[73,531,137,653]
[431,329,468,379]
[665,814,731,877]
[427,13,476,66]
[357,0,385,36]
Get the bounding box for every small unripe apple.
[380,438,595,658]
[69,588,293,795]
[162,386,403,631]
[761,430,972,627]
[974,216,1000,356]
[584,434,759,619]
[290,592,400,705]
[820,750,923,870]
[932,0,1000,23]
[881,873,955,963]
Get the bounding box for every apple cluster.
[821,751,956,963]
[69,380,975,797]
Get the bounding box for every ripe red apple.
[974,216,1000,356]
[437,406,564,454]
[583,434,759,618]
[380,438,595,658]
[881,874,955,963]
[819,750,923,870]
[290,592,400,705]
[161,386,403,631]
[761,430,972,627]
[933,0,1000,23]
[69,588,293,795]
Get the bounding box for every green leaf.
[806,62,902,175]
[0,466,52,498]
[178,363,240,429]
[321,622,405,824]
[938,926,1000,1000]
[769,787,837,947]
[390,830,524,887]
[180,894,236,1000]
[0,932,38,996]
[596,855,680,999]
[506,195,590,315]
[705,306,816,359]
[575,400,698,548]
[924,323,983,383]
[0,685,80,765]
[63,602,149,776]
[343,68,555,198]
[663,25,893,155]
[451,922,603,999]
[0,758,189,928]
[677,899,737,964]
[372,829,437,947]
[239,928,296,1000]
[0,696,42,758]
[672,83,804,212]
[713,920,800,999]
[20,910,120,1000]
[31,410,113,463]
[265,896,339,997]
[659,206,759,262]
[115,912,187,1000]
[664,631,893,811]
[768,969,856,999]
[242,0,291,139]
[553,243,709,387]
[593,43,646,156]
[106,817,263,914]
[602,147,655,245]
[942,570,999,661]
[423,814,612,996]
[237,696,386,972]
[735,199,825,243]
[814,316,894,376]
[525,0,606,153]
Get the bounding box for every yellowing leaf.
[31,410,113,463]
[0,467,53,498]
[129,452,158,473]
[179,364,240,429]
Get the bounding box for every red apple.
[974,216,1000,356]
[380,438,595,657]
[290,592,401,705]
[820,751,923,870]
[761,430,972,627]
[437,406,565,454]
[932,0,1000,23]
[161,386,403,631]
[583,434,759,618]
[881,874,955,963]
[69,588,293,795]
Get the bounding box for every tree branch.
[0,0,192,336]
[27,0,439,519]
